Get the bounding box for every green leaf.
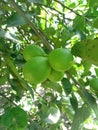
[70,93,78,112]
[0,107,28,129]
[8,123,18,130]
[6,12,29,27]
[71,104,91,130]
[0,108,13,128]
[71,39,98,67]
[62,97,74,121]
[45,27,56,36]
[93,17,98,28]
[82,90,98,120]
[69,2,76,8]
[61,78,72,95]
[87,0,98,7]
[81,60,92,77]
[11,107,28,129]
[0,74,8,85]
[73,16,85,30]
[43,106,60,124]
[94,68,98,77]
[82,60,92,71]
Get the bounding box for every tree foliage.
[0,0,98,129]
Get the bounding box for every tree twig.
[54,0,90,22]
[35,2,66,18]
[66,71,83,89]
[54,0,82,16]
[8,0,52,51]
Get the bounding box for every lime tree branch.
[35,3,66,18]
[8,0,52,51]
[66,71,82,90]
[66,71,86,98]
[54,0,90,22]
[54,0,82,16]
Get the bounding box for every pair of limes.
[23,44,73,84]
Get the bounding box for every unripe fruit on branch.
[48,48,74,72]
[48,69,64,82]
[23,56,51,84]
[23,44,46,61]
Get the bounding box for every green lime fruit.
[49,48,73,72]
[48,69,64,82]
[23,44,46,61]
[23,56,51,84]
[90,77,98,91]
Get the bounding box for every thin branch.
[8,0,52,51]
[54,0,90,22]
[54,0,82,16]
[35,2,74,24]
[35,2,66,17]
[66,71,83,89]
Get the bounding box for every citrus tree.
[0,0,98,130]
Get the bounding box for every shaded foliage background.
[0,0,98,130]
